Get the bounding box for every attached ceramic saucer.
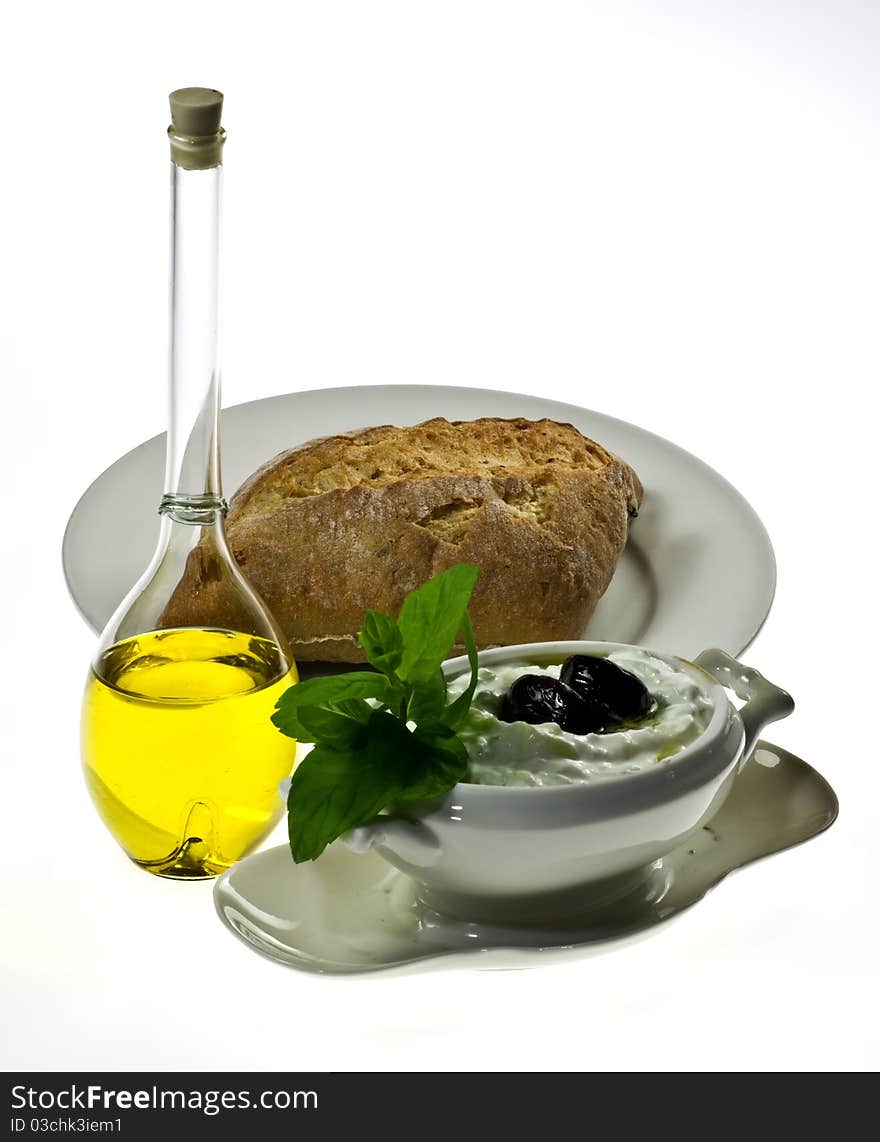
[213,740,837,975]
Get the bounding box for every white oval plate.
[62,384,775,659]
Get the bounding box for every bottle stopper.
[168,87,225,170]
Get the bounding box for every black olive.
[560,654,654,725]
[501,675,566,726]
[501,675,610,734]
[555,682,609,734]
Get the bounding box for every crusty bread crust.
[162,417,643,661]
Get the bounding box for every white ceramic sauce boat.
[345,641,794,925]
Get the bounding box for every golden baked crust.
[163,417,643,661]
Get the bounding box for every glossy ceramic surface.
[214,740,838,975]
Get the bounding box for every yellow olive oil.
[81,628,298,879]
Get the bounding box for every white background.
[1,0,878,1072]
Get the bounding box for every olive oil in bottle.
[82,630,297,878]
[80,89,298,879]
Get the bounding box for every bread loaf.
[163,417,643,661]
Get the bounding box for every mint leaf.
[443,612,479,730]
[406,668,447,728]
[287,710,471,861]
[409,725,469,792]
[287,740,402,863]
[287,710,460,862]
[396,563,480,682]
[332,697,375,725]
[294,706,367,748]
[358,610,404,676]
[272,671,393,740]
[273,699,368,745]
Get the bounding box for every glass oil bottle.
[80,89,298,879]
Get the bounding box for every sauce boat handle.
[694,649,795,768]
[343,816,441,867]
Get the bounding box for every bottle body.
[81,510,299,880]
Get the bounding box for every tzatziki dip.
[446,649,715,787]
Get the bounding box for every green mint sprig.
[271,563,480,862]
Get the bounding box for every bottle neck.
[161,160,224,525]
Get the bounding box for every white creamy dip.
[446,649,715,787]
